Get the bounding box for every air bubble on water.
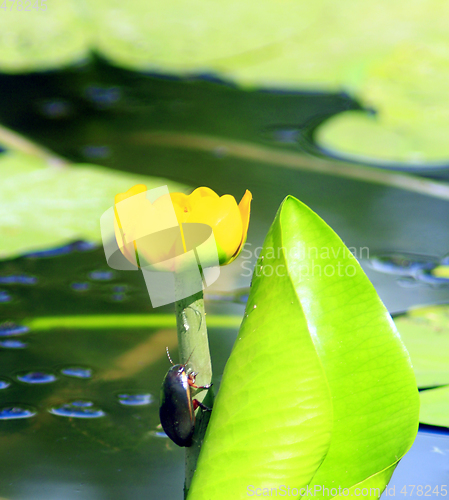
[0,323,29,337]
[89,270,114,281]
[0,339,28,349]
[38,99,72,119]
[84,85,121,108]
[61,367,93,379]
[17,372,57,384]
[0,406,36,420]
[71,282,91,292]
[0,379,11,389]
[49,401,105,418]
[0,290,12,303]
[71,401,94,408]
[0,275,37,285]
[117,394,153,406]
[111,293,126,302]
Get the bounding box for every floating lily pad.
[394,305,449,388]
[315,40,449,166]
[419,385,449,428]
[0,0,89,72]
[0,150,187,258]
[2,1,449,165]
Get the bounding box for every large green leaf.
[188,196,419,499]
[0,149,187,258]
[394,305,449,388]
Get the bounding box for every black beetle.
[159,347,212,447]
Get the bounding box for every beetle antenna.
[183,346,196,368]
[165,346,174,365]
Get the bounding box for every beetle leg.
[189,381,213,391]
[192,399,212,412]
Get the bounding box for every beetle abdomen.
[159,365,195,447]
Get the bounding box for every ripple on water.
[61,367,93,379]
[0,339,28,349]
[117,394,153,406]
[49,401,105,418]
[17,372,57,384]
[0,323,29,337]
[25,240,97,258]
[0,406,36,420]
[369,253,437,276]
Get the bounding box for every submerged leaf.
[394,305,449,388]
[419,385,449,428]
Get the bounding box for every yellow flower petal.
[226,190,252,264]
[113,184,252,269]
[187,194,242,265]
[170,192,191,224]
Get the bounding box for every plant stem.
[175,276,214,498]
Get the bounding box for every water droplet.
[17,372,57,384]
[89,270,114,281]
[0,339,28,349]
[0,379,11,389]
[117,394,153,406]
[369,254,436,276]
[253,305,257,309]
[0,323,29,336]
[61,367,93,379]
[212,146,228,158]
[0,274,37,285]
[71,282,91,292]
[49,401,105,418]
[0,290,12,303]
[0,406,36,420]
[113,285,127,292]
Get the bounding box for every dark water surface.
[1,58,449,499]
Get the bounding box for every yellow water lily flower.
[113,185,252,268]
